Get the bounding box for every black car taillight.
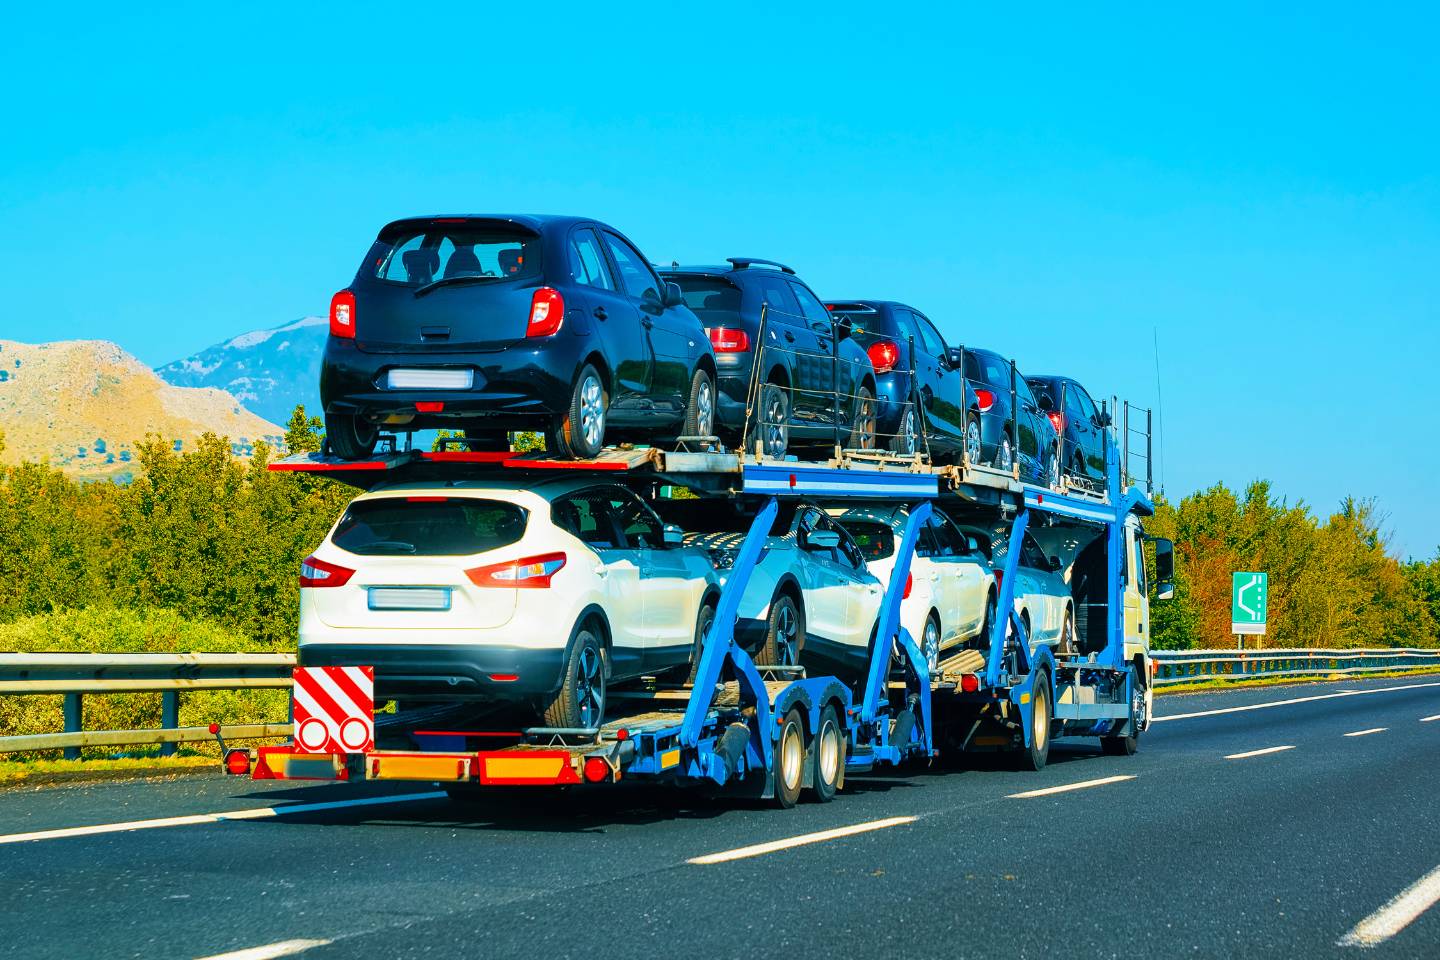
[330,290,356,339]
[973,388,996,412]
[527,288,564,337]
[866,340,899,374]
[708,327,750,353]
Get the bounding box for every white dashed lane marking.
[1224,745,1296,760]
[1343,727,1387,738]
[1339,862,1440,947]
[688,816,917,864]
[1006,775,1135,799]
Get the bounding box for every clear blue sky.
[2,4,1437,556]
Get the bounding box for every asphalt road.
[1,676,1437,960]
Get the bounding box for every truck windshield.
[332,498,528,557]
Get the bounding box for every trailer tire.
[541,628,606,729]
[809,704,843,803]
[1017,672,1051,772]
[1101,664,1142,756]
[774,707,805,809]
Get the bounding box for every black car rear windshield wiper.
[356,540,416,554]
[413,275,502,298]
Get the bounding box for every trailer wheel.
[1017,672,1051,772]
[1101,665,1142,756]
[774,708,805,809]
[809,704,843,803]
[542,628,606,729]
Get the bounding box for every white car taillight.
[466,552,567,588]
[301,555,355,588]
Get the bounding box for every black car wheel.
[889,406,919,456]
[848,385,877,450]
[1049,450,1061,487]
[683,602,717,684]
[542,628,606,729]
[683,368,716,439]
[758,381,789,458]
[993,431,1014,471]
[325,412,378,460]
[556,364,607,460]
[964,415,983,466]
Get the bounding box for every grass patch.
[1155,665,1440,696]
[0,751,219,787]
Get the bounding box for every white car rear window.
[332,497,527,556]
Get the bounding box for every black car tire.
[683,367,716,440]
[847,384,877,450]
[761,592,804,667]
[758,381,789,458]
[555,364,607,460]
[1017,671,1052,772]
[773,707,805,809]
[325,412,378,460]
[683,601,717,684]
[1101,664,1143,756]
[993,431,1014,471]
[809,704,843,803]
[541,627,606,729]
[889,406,919,456]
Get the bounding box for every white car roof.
[352,476,625,508]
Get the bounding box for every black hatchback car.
[822,300,968,461]
[964,348,1058,485]
[321,215,717,459]
[1026,374,1111,482]
[660,260,877,457]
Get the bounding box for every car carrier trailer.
[225,421,1173,807]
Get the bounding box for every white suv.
[834,505,996,672]
[298,478,720,728]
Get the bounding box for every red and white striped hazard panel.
[292,666,374,754]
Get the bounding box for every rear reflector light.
[960,674,980,693]
[974,388,995,413]
[866,340,899,374]
[583,757,611,783]
[488,674,520,682]
[330,290,356,339]
[903,572,913,599]
[527,287,565,337]
[707,327,750,353]
[994,571,1004,592]
[466,552,567,588]
[1047,411,1064,434]
[225,749,252,776]
[300,555,355,588]
[416,401,445,413]
[384,368,475,390]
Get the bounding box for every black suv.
[660,259,877,457]
[1026,374,1111,482]
[823,300,968,461]
[321,215,717,459]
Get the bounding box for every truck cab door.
[1123,524,1149,657]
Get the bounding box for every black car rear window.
[331,497,528,556]
[654,498,799,537]
[837,520,894,561]
[671,275,741,318]
[372,223,542,287]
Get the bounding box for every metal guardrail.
[0,653,295,759]
[1151,648,1440,686]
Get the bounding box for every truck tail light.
[466,552,567,588]
[583,757,611,783]
[1047,411,1065,434]
[960,674,980,693]
[330,290,356,339]
[300,555,355,588]
[707,327,750,353]
[225,749,252,776]
[527,288,564,337]
[973,388,995,413]
[866,340,899,374]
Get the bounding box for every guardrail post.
[63,693,83,761]
[160,691,179,757]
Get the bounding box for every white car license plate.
[385,368,474,390]
[368,587,452,611]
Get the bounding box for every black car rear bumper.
[320,337,586,430]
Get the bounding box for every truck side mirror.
[1154,537,1174,583]
[1156,581,1175,601]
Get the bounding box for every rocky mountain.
[0,339,282,478]
[156,316,325,425]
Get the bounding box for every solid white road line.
[687,816,917,865]
[1338,862,1440,947]
[0,790,446,845]
[1007,775,1135,799]
[195,940,333,960]
[1224,745,1296,760]
[1152,681,1440,723]
[1344,727,1387,737]
[1421,714,1440,722]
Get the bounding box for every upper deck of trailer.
[269,443,1152,525]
